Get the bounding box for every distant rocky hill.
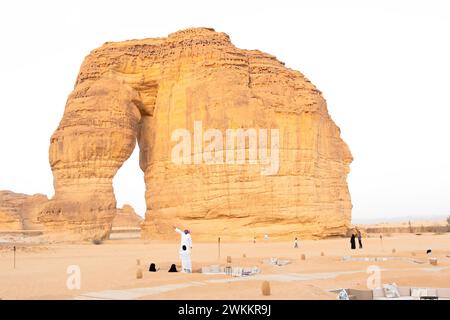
[0,190,48,230]
[359,219,448,234]
[112,204,142,228]
[0,190,141,232]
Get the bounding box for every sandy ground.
[1,233,449,300]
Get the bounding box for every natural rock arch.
[38,28,352,241]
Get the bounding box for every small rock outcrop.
[0,191,48,230]
[112,205,143,228]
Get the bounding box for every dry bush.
[92,238,103,245]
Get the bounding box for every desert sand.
[1,232,449,300]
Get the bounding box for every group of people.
[350,228,363,249]
[149,262,179,272]
[163,226,362,274]
[147,226,193,273]
[291,231,363,251]
[292,230,363,251]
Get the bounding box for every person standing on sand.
[357,229,363,249]
[179,245,192,273]
[174,226,192,251]
[294,237,299,248]
[350,233,356,250]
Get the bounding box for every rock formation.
[112,205,143,228]
[0,191,48,230]
[38,79,141,240]
[39,27,352,240]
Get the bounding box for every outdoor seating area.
[201,265,260,277]
[263,258,292,266]
[334,285,450,300]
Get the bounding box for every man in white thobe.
[179,245,192,273]
[174,226,192,251]
[174,227,192,272]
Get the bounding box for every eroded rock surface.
[0,191,48,230]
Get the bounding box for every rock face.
[38,79,141,240]
[0,191,49,230]
[40,28,352,240]
[112,205,143,228]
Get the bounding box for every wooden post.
[13,246,16,269]
[261,281,271,296]
[218,237,221,260]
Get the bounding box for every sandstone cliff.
[0,191,48,230]
[40,28,352,240]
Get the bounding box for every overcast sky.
[0,0,449,222]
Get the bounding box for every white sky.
[0,0,449,222]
